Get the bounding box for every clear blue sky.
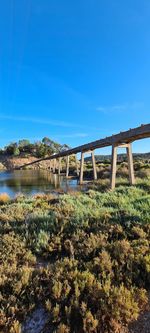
[0,0,149,154]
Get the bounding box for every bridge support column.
[126,143,135,185]
[110,143,135,189]
[53,159,56,173]
[49,160,52,171]
[66,156,69,178]
[75,155,79,176]
[110,145,117,190]
[79,152,84,184]
[58,157,62,175]
[91,150,97,180]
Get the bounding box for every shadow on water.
[0,170,82,197]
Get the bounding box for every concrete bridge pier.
[58,157,62,175]
[110,143,135,190]
[110,145,117,190]
[79,152,84,184]
[79,150,97,184]
[75,155,79,176]
[66,156,70,178]
[53,159,56,173]
[91,150,97,180]
[126,143,135,185]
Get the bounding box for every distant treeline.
[0,138,70,158]
[85,153,150,163]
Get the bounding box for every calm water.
[0,170,81,197]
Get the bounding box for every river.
[0,170,81,197]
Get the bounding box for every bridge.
[18,123,150,189]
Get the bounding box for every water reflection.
[0,170,80,197]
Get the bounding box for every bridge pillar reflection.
[66,156,70,178]
[79,152,84,184]
[110,143,135,190]
[75,155,79,176]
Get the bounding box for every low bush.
[0,193,10,204]
[0,178,150,332]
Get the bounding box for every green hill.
[85,152,150,162]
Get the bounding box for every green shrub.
[0,179,149,332]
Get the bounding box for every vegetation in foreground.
[0,177,150,332]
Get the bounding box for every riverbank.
[0,156,54,170]
[0,162,149,199]
[0,179,150,333]
[0,154,149,173]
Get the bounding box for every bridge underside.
[51,142,135,189]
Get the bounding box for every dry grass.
[0,193,10,204]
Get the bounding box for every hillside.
[85,152,150,162]
[0,138,70,170]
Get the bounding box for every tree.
[42,137,62,154]
[42,137,53,146]
[13,147,20,156]
[3,138,71,158]
[35,144,47,158]
[0,149,3,156]
[5,142,18,156]
[18,139,30,147]
[60,144,70,152]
